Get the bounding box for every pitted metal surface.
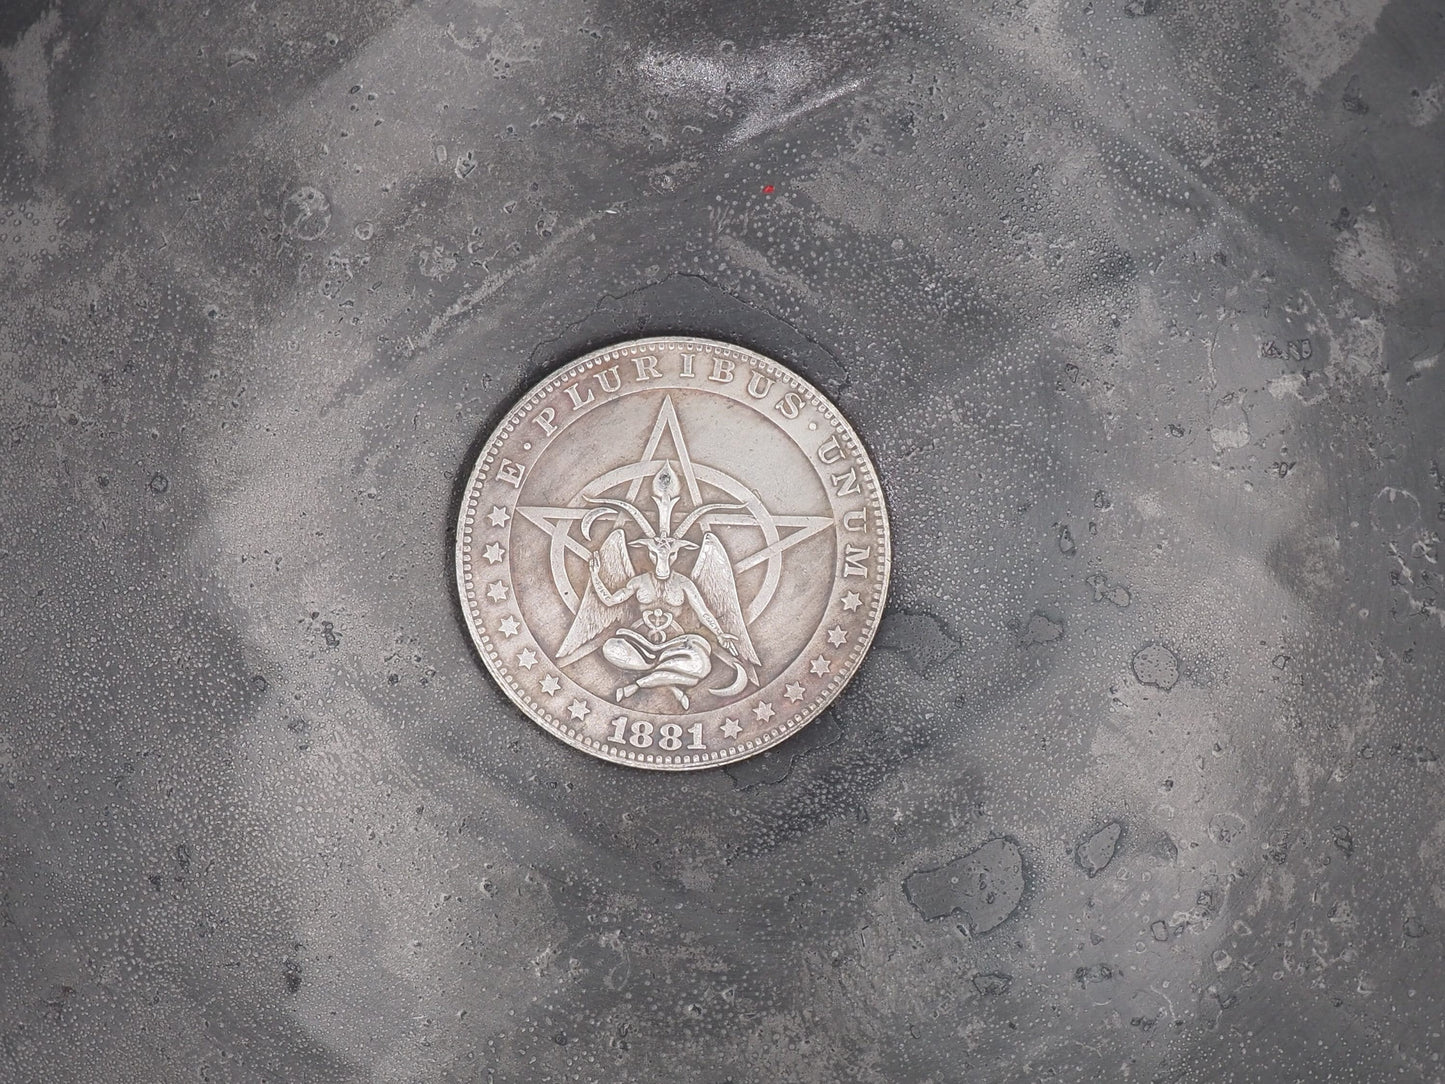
[2,1,1443,1081]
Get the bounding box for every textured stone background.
[2,0,1443,1081]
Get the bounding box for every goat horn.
[582,496,656,539]
[675,502,746,537]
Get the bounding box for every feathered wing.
[690,531,760,684]
[556,529,634,665]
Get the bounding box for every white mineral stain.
[1133,493,1166,520]
[1267,373,1311,401]
[1333,218,1400,308]
[0,9,65,164]
[1336,311,1388,377]
[1209,404,1251,452]
[1276,0,1388,92]
[638,45,860,148]
[1407,79,1443,127]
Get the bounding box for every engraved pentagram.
[455,336,890,770]
[515,394,833,632]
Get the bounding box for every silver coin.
[455,336,891,769]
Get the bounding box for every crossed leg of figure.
[603,630,714,709]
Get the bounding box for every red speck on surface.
[762,184,774,194]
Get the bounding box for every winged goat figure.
[555,461,761,709]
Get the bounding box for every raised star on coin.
[567,698,590,721]
[482,542,505,564]
[486,582,508,603]
[720,718,742,739]
[841,591,863,612]
[784,682,806,702]
[809,655,832,676]
[753,701,775,722]
[826,625,847,647]
[517,649,537,670]
[539,674,561,695]
[497,616,520,639]
[487,505,511,528]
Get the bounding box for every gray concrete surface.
[2,0,1443,1081]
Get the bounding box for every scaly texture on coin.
[455,337,890,769]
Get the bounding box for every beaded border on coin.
[455,336,890,770]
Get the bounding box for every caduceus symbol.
[554,462,762,710]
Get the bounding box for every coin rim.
[454,335,891,770]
